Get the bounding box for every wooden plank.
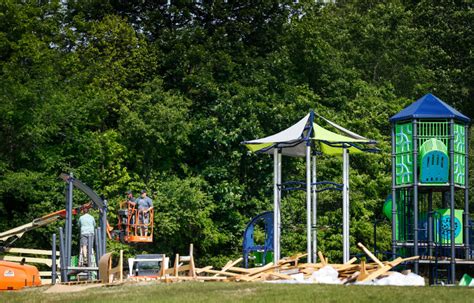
[357,265,391,282]
[269,272,295,280]
[178,264,191,272]
[356,260,369,282]
[278,253,307,267]
[334,257,358,272]
[213,257,243,277]
[247,262,275,275]
[342,271,360,284]
[336,264,359,272]
[197,268,239,277]
[174,253,180,277]
[2,255,52,267]
[227,267,252,274]
[189,244,196,278]
[4,247,60,256]
[357,243,383,268]
[280,268,300,275]
[399,256,420,262]
[195,266,213,274]
[300,268,315,275]
[236,273,263,282]
[318,252,327,266]
[298,263,324,269]
[234,263,275,281]
[344,257,358,265]
[387,257,403,267]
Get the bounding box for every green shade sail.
[243,112,375,156]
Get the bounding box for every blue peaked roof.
[390,93,470,123]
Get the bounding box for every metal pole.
[306,144,312,263]
[346,150,350,262]
[277,150,282,262]
[95,228,100,270]
[342,148,350,263]
[59,227,66,282]
[66,173,74,273]
[64,184,70,272]
[101,201,107,257]
[87,235,93,280]
[428,190,433,258]
[464,124,470,260]
[273,148,278,264]
[96,227,102,259]
[391,124,397,258]
[51,233,57,285]
[449,119,456,283]
[413,120,419,274]
[312,154,317,263]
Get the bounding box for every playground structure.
[243,111,376,264]
[243,211,274,268]
[56,173,108,283]
[389,93,471,284]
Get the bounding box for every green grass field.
[1,282,473,303]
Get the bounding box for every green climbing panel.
[395,123,413,185]
[434,209,463,244]
[454,123,466,185]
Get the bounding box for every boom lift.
[112,200,154,244]
[0,203,91,290]
[0,203,92,252]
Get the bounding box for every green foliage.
[0,1,471,266]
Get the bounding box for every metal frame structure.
[56,173,107,282]
[245,111,376,264]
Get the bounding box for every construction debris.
[121,242,423,286]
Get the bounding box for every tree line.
[0,0,472,265]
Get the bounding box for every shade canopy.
[243,111,376,156]
[390,93,470,123]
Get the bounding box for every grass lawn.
[1,282,473,303]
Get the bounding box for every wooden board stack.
[147,242,419,284]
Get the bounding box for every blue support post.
[449,119,456,283]
[51,233,57,285]
[97,227,102,259]
[95,228,100,270]
[66,173,74,274]
[413,120,419,274]
[59,227,66,282]
[101,201,107,258]
[391,124,397,259]
[464,124,470,259]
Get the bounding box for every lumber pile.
[137,242,419,284]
